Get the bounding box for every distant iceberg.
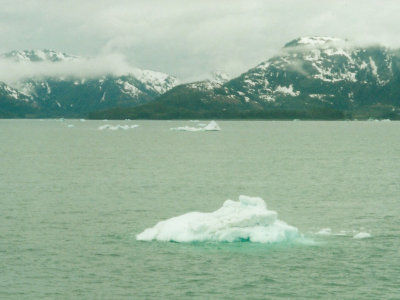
[315,228,371,239]
[316,228,331,236]
[136,195,300,243]
[203,120,221,131]
[353,232,371,239]
[98,124,139,130]
[170,126,204,132]
[170,120,221,132]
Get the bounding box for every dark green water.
[1,120,399,299]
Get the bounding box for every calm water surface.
[1,120,399,299]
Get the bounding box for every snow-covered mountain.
[224,36,397,110]
[94,37,400,119]
[1,49,79,62]
[0,50,179,117]
[0,82,38,117]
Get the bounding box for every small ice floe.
[190,120,200,122]
[203,120,221,131]
[79,119,86,122]
[353,232,371,239]
[170,126,204,132]
[137,195,301,243]
[98,124,139,130]
[67,124,75,128]
[334,230,350,236]
[316,228,332,236]
[170,120,221,132]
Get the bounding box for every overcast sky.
[1,0,399,81]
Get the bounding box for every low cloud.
[0,53,137,85]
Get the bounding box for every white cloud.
[0,0,400,81]
[0,54,135,84]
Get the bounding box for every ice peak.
[210,71,230,84]
[1,49,80,62]
[284,36,346,48]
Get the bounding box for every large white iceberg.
[170,120,221,132]
[136,195,300,243]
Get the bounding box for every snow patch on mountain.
[275,84,300,96]
[0,82,32,102]
[188,71,230,91]
[297,36,343,46]
[285,36,345,49]
[116,79,141,97]
[4,85,19,99]
[133,69,179,94]
[2,50,79,63]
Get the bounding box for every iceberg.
[203,120,221,131]
[170,120,221,132]
[353,232,371,239]
[316,228,331,236]
[136,195,300,243]
[315,229,371,239]
[170,126,204,132]
[98,124,139,130]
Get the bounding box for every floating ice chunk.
[170,126,204,132]
[316,228,332,236]
[98,124,139,130]
[203,120,221,131]
[67,124,74,128]
[170,121,221,132]
[98,124,109,130]
[334,230,350,236]
[353,232,371,239]
[136,195,300,243]
[79,119,86,122]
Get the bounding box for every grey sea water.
[1,119,399,299]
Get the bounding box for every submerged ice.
[170,120,221,132]
[315,228,372,239]
[136,195,300,243]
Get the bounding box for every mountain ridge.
[90,37,400,120]
[0,49,179,117]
